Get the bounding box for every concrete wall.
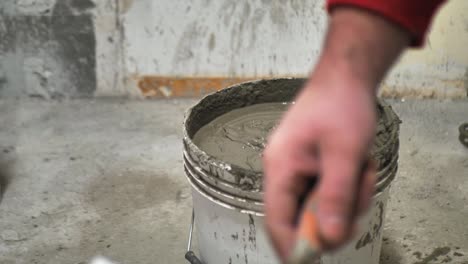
[0,0,121,98]
[0,0,97,98]
[1,0,467,98]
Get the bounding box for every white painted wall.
[115,0,468,98]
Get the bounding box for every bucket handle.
[185,209,204,264]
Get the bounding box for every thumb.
[317,144,364,248]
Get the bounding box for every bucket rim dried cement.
[183,78,400,215]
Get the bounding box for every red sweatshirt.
[327,0,447,46]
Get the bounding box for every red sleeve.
[327,0,447,46]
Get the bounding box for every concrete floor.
[0,98,467,264]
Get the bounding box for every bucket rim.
[183,78,400,192]
[186,162,392,216]
[183,149,399,197]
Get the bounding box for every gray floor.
[0,98,467,264]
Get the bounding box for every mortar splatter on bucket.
[183,78,400,264]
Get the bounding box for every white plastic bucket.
[183,78,400,264]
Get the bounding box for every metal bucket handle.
[185,209,204,264]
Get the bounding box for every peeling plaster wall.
[93,0,125,97]
[0,0,100,98]
[121,0,327,80]
[1,0,468,98]
[121,0,468,98]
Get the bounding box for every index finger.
[263,150,318,259]
[264,168,299,259]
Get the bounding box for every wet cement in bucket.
[193,101,399,190]
[193,102,289,172]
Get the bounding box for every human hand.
[263,78,377,259]
[262,7,409,260]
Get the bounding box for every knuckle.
[322,190,348,203]
[320,192,353,215]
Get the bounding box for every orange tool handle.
[290,161,371,264]
[297,194,321,251]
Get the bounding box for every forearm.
[311,8,410,92]
[327,0,446,46]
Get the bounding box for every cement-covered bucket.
[183,78,400,264]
